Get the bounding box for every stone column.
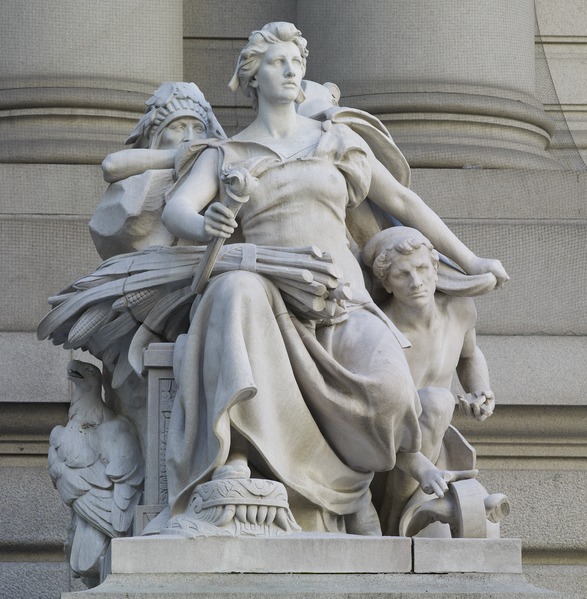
[0,0,183,164]
[0,5,182,595]
[297,0,557,169]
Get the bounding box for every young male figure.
[367,226,494,452]
[363,226,502,535]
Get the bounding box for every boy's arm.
[455,303,495,421]
[395,451,478,498]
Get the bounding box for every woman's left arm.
[367,154,510,286]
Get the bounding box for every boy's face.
[383,246,438,308]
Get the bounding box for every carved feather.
[68,515,109,577]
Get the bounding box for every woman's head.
[126,81,226,148]
[228,22,309,110]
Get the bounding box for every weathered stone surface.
[298,1,554,170]
[413,538,522,574]
[410,170,587,220]
[47,360,144,584]
[472,469,587,558]
[0,164,103,216]
[0,0,183,164]
[0,463,71,548]
[5,332,583,409]
[472,337,587,406]
[0,562,85,599]
[409,169,587,335]
[0,334,71,404]
[0,333,101,403]
[536,0,587,160]
[110,535,412,574]
[1,217,99,331]
[446,221,586,336]
[184,0,295,39]
[62,571,571,598]
[524,565,587,597]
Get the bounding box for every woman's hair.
[228,22,309,110]
[362,227,439,283]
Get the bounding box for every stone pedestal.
[61,536,573,598]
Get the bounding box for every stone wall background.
[0,1,585,597]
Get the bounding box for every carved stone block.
[143,343,176,509]
[163,478,301,538]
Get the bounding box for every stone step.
[59,535,574,598]
[61,572,568,598]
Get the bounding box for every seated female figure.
[160,22,508,535]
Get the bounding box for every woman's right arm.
[162,148,221,242]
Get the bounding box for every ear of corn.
[112,288,160,311]
[68,303,113,347]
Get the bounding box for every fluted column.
[0,0,183,164]
[297,0,557,169]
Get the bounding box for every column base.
[349,92,560,170]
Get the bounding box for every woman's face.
[251,41,304,106]
[157,117,206,149]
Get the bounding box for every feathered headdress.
[126,82,225,148]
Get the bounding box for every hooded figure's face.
[156,116,207,150]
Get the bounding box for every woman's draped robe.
[165,121,424,527]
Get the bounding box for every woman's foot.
[212,461,251,480]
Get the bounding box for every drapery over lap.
[166,271,422,518]
[166,120,424,519]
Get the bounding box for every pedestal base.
[61,572,568,598]
[60,536,576,598]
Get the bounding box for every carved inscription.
[158,378,177,504]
